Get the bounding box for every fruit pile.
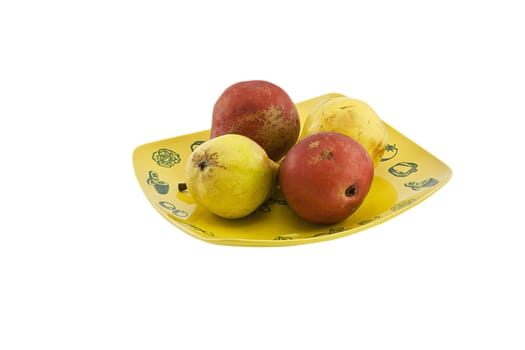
[180,80,388,225]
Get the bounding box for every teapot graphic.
[147,171,170,194]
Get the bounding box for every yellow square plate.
[133,94,452,246]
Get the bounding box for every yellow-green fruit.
[185,134,279,219]
[300,96,388,167]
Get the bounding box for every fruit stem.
[178,183,188,192]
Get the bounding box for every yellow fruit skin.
[185,134,278,219]
[300,96,388,167]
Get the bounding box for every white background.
[1,1,524,349]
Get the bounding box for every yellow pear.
[300,96,388,167]
[184,134,279,219]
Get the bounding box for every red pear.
[279,132,374,224]
[211,80,300,161]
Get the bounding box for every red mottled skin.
[211,80,300,161]
[279,132,374,224]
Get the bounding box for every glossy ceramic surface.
[133,93,452,246]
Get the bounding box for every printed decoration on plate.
[152,148,181,168]
[147,170,170,194]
